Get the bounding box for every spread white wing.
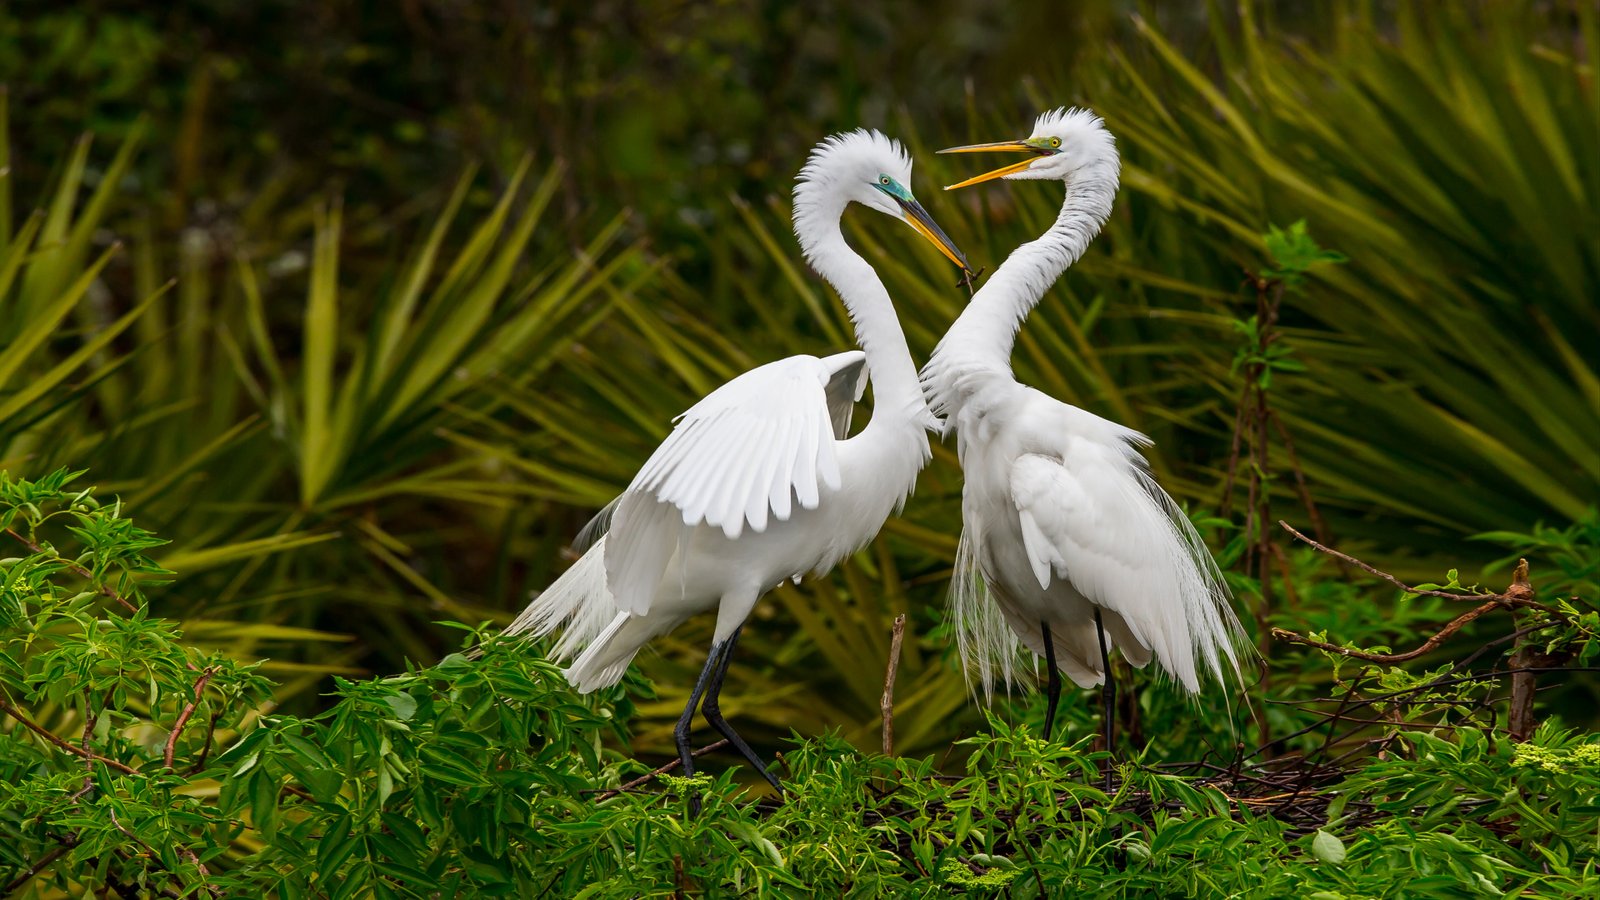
[601,351,867,616]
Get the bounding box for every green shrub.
[3,472,1597,897]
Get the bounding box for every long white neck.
[923,160,1118,414]
[798,207,931,437]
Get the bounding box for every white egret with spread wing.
[503,130,970,802]
[921,108,1246,755]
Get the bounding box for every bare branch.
[589,740,731,801]
[1271,598,1503,664]
[0,699,137,774]
[2,845,70,895]
[1278,521,1501,601]
[165,667,217,771]
[186,710,224,776]
[881,614,907,757]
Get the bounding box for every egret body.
[506,130,969,796]
[922,109,1245,747]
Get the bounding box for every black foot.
[702,626,782,793]
[673,639,726,817]
[1040,620,1062,741]
[1094,607,1115,791]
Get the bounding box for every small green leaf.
[382,692,418,721]
[1311,829,1347,865]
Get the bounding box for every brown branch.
[1271,597,1504,664]
[75,700,98,801]
[186,710,224,776]
[105,815,182,900]
[3,528,139,613]
[881,614,907,757]
[179,847,219,898]
[1278,521,1502,601]
[2,845,70,896]
[1507,564,1562,742]
[0,699,137,774]
[165,667,217,771]
[589,740,731,801]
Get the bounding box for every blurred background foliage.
[0,0,1594,764]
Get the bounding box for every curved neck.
[799,211,926,435]
[934,162,1119,376]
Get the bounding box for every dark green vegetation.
[2,472,1598,896]
[2,1,1598,895]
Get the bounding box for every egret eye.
[1048,137,1062,149]
[879,175,891,185]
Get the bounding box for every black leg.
[700,626,782,793]
[1040,620,1061,741]
[1094,606,1115,790]
[674,639,725,816]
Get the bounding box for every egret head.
[794,129,972,273]
[939,107,1118,189]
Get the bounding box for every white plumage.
[923,109,1246,722]
[502,129,968,792]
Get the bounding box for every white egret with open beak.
[922,108,1247,769]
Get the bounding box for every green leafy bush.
[2,0,1595,791]
[4,472,1598,897]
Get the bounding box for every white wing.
[603,351,865,615]
[1009,434,1243,692]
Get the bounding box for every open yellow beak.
[938,140,1045,190]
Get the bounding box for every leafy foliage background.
[0,0,1598,894]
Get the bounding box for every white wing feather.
[604,352,863,616]
[1009,438,1243,692]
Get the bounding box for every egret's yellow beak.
[938,140,1050,190]
[895,196,973,274]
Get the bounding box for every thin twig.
[1277,521,1500,601]
[0,699,137,774]
[179,847,219,898]
[186,710,224,776]
[75,698,98,801]
[590,740,731,801]
[881,614,907,757]
[1271,598,1503,663]
[2,845,70,895]
[165,667,217,771]
[3,528,139,613]
[103,820,182,900]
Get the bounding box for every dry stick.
[2,528,139,613]
[1506,564,1563,742]
[165,667,217,771]
[0,700,137,774]
[881,614,907,757]
[591,739,731,801]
